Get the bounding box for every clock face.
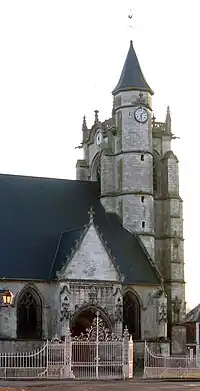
[134,107,148,123]
[96,131,103,146]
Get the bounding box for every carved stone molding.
[172,296,182,324]
[60,284,71,323]
[114,297,123,322]
[88,284,98,304]
[60,296,70,322]
[158,302,167,324]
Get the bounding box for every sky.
[0,0,199,309]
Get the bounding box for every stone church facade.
[0,40,185,355]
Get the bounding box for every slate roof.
[112,40,153,96]
[185,304,200,323]
[0,173,160,285]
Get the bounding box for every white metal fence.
[0,315,133,380]
[70,338,125,379]
[143,342,200,379]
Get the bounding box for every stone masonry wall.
[112,90,155,261]
[0,281,59,340]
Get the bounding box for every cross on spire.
[88,206,95,223]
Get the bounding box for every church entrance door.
[70,309,125,378]
[71,307,111,338]
[71,308,95,337]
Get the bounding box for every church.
[0,40,186,356]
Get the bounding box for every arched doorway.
[17,288,42,339]
[71,307,111,338]
[71,308,94,337]
[123,291,141,340]
[71,307,112,364]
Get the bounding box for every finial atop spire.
[88,206,95,224]
[82,115,88,143]
[166,105,171,117]
[128,9,133,38]
[165,106,171,133]
[94,110,99,124]
[82,115,87,131]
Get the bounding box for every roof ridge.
[56,225,89,279]
[49,227,86,279]
[0,172,99,185]
[61,227,85,235]
[48,233,63,280]
[134,235,163,284]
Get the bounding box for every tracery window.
[17,288,42,339]
[123,291,141,340]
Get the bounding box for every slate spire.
[112,40,153,96]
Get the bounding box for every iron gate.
[0,313,133,380]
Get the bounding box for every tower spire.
[112,40,153,96]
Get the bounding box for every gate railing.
[144,341,200,379]
[0,314,133,380]
[0,342,48,379]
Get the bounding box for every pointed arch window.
[17,288,42,339]
[123,291,141,340]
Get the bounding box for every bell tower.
[111,40,155,259]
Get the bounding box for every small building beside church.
[185,305,200,351]
[0,40,186,357]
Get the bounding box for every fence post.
[4,352,7,379]
[196,345,200,368]
[46,340,49,377]
[129,335,134,378]
[123,327,130,379]
[63,325,72,378]
[143,341,147,378]
[96,311,99,380]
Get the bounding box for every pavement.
[2,380,200,391]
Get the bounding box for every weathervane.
[128,9,133,38]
